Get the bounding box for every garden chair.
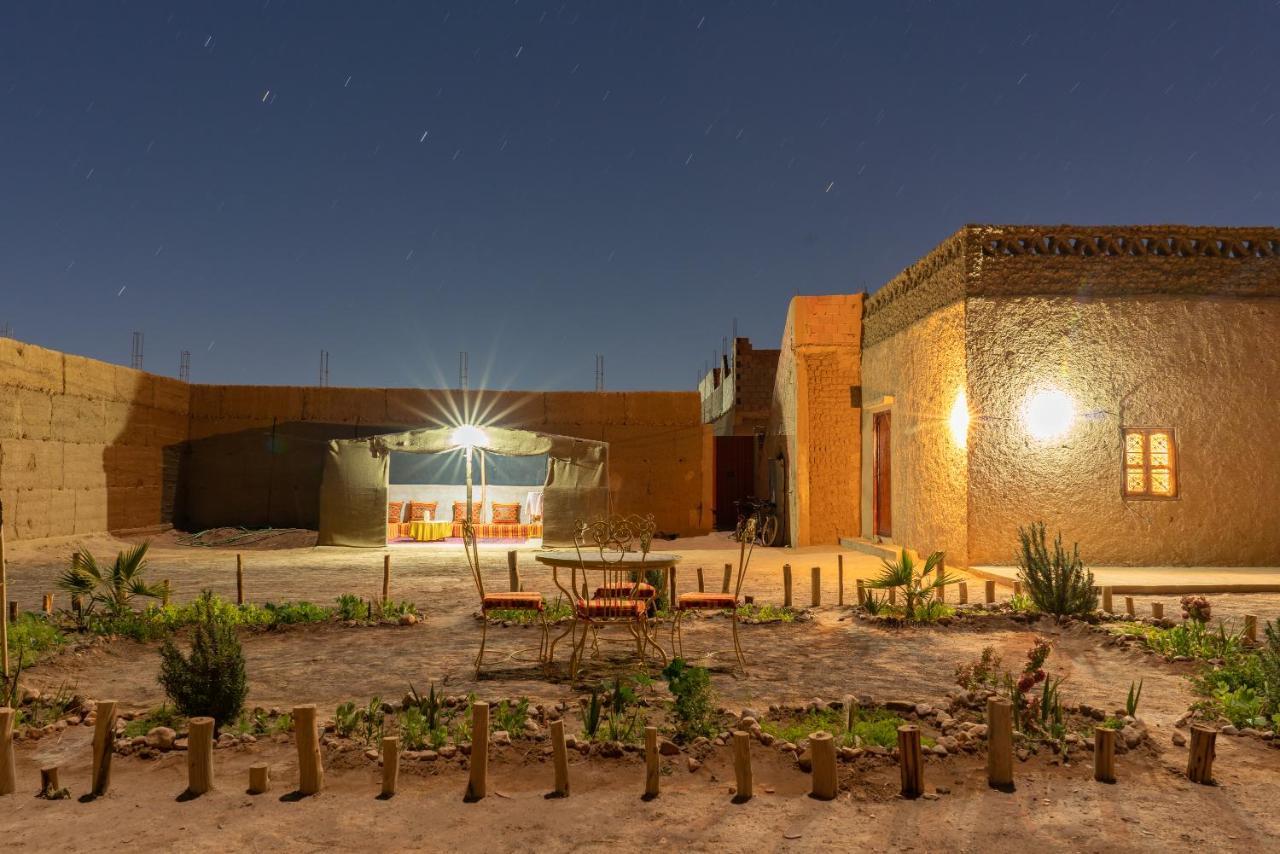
[671,516,756,676]
[462,519,548,676]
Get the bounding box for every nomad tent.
[317,426,609,547]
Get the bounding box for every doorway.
[713,435,756,530]
[872,411,892,538]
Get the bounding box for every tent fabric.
[316,425,608,548]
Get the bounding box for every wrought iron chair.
[462,519,548,676]
[671,516,756,675]
[559,514,666,680]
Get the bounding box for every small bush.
[5,613,66,667]
[1017,522,1097,618]
[1180,595,1211,623]
[954,646,1003,692]
[662,658,716,741]
[158,591,248,729]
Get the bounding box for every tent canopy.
[317,425,609,547]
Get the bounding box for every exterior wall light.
[948,389,969,448]
[1022,388,1075,441]
[450,424,488,449]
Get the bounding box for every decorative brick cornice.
[975,225,1280,259]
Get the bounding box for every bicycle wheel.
[732,517,746,542]
[759,513,780,547]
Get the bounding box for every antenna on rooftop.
[319,350,330,387]
[179,350,191,383]
[594,354,605,392]
[459,351,469,391]
[0,323,12,339]
[130,332,144,370]
[732,317,737,341]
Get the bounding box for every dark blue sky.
[3,2,1277,390]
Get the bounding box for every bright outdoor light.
[450,424,488,449]
[1022,388,1075,441]
[948,389,969,448]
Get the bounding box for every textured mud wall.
[0,338,190,539]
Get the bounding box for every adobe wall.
[0,338,190,539]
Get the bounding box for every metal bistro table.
[534,549,681,677]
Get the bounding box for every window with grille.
[1122,429,1177,498]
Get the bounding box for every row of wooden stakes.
[0,696,1222,802]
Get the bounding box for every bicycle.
[732,496,780,547]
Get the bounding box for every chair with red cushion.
[463,520,548,676]
[672,517,756,675]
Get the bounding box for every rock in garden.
[740,708,760,722]
[687,757,702,772]
[20,686,41,705]
[217,732,238,749]
[659,738,681,756]
[145,726,177,750]
[885,700,915,713]
[439,745,457,759]
[399,613,418,625]
[492,730,512,747]
[365,748,379,761]
[1222,725,1239,736]
[1120,726,1142,749]
[1171,731,1187,747]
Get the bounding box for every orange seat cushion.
[575,598,647,618]
[677,592,737,610]
[407,501,437,522]
[593,582,657,600]
[491,502,521,524]
[387,501,405,524]
[482,592,545,612]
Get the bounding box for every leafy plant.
[375,599,418,620]
[5,613,66,667]
[56,541,163,620]
[336,594,365,621]
[759,706,926,750]
[1016,522,1097,619]
[662,658,716,741]
[493,697,530,735]
[954,646,1003,692]
[123,704,185,738]
[865,550,958,622]
[334,701,360,738]
[400,706,429,750]
[157,590,248,729]
[582,685,603,739]
[735,603,797,623]
[1126,679,1143,718]
[1180,595,1211,623]
[862,590,888,616]
[1008,593,1039,614]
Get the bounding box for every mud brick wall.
[0,338,190,539]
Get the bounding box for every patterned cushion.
[593,583,657,600]
[452,522,543,539]
[677,592,737,610]
[452,501,483,523]
[387,501,405,524]
[491,502,521,524]
[482,592,545,612]
[575,598,647,618]
[408,501,437,522]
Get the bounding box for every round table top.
[534,549,681,569]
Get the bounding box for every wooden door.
[714,435,756,530]
[872,412,892,538]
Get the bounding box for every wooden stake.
[383,554,392,603]
[248,762,270,794]
[0,707,15,796]
[722,563,732,594]
[1094,727,1116,784]
[984,580,996,604]
[667,567,677,608]
[889,587,897,606]
[380,736,399,797]
[897,725,923,798]
[506,551,519,593]
[856,578,866,606]
[549,719,570,797]
[1186,725,1216,785]
[643,726,660,798]
[1243,614,1258,643]
[6,602,15,623]
[809,731,836,800]
[837,555,845,606]
[986,697,1013,789]
[162,580,170,607]
[294,704,323,796]
[1102,587,1113,614]
[236,553,244,605]
[844,695,857,733]
[782,564,792,608]
[42,593,53,615]
[958,581,968,604]
[186,717,215,796]
[696,566,704,593]
[811,566,821,607]
[732,730,752,802]
[91,699,117,797]
[1125,596,1135,618]
[1012,581,1022,597]
[39,766,60,797]
[465,702,489,801]
[1151,602,1164,620]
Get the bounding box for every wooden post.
[580,579,589,601]
[844,695,857,733]
[986,697,1013,789]
[667,567,677,608]
[0,707,15,796]
[837,555,845,606]
[958,581,968,604]
[721,563,732,594]
[696,566,704,593]
[549,718,570,797]
[1094,727,1116,784]
[465,702,489,801]
[383,554,392,603]
[162,580,170,607]
[91,699,117,797]
[294,704,323,795]
[809,731,836,800]
[732,730,752,802]
[897,725,923,798]
[1012,581,1022,598]
[1151,602,1164,620]
[1102,587,1113,614]
[984,580,996,604]
[381,735,399,797]
[1125,596,1135,618]
[889,587,897,606]
[248,762,270,794]
[782,564,792,608]
[39,766,60,797]
[643,725,660,798]
[0,500,8,679]
[1186,725,1216,785]
[856,578,866,606]
[42,593,53,615]
[236,553,244,605]
[1243,614,1258,643]
[187,717,215,796]
[506,551,519,593]
[811,566,821,607]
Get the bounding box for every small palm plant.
[56,541,163,619]
[865,550,958,621]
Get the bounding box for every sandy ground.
[3,531,1279,851]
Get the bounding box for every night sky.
[3,2,1277,391]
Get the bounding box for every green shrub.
[336,594,365,621]
[1017,522,1097,618]
[158,591,248,729]
[865,550,958,623]
[493,697,530,734]
[662,658,716,741]
[5,613,66,667]
[759,706,924,749]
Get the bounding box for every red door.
[873,412,892,538]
